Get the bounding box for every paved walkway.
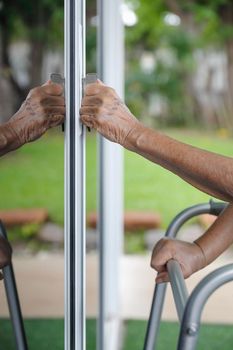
[1,252,233,323]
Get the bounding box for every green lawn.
[1,319,233,350]
[0,131,64,225]
[0,128,233,227]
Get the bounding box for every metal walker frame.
[143,200,233,350]
[2,198,233,350]
[0,221,28,350]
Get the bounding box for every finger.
[151,245,173,273]
[80,115,94,129]
[42,96,65,107]
[151,252,170,272]
[45,106,66,116]
[156,271,169,284]
[42,80,52,86]
[97,79,105,85]
[85,82,104,96]
[48,114,65,128]
[80,106,98,116]
[43,83,64,96]
[81,96,102,107]
[151,262,167,273]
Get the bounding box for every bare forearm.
[195,204,233,265]
[0,82,65,158]
[0,122,22,157]
[80,81,233,201]
[127,125,233,202]
[151,204,233,281]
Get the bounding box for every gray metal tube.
[178,263,233,350]
[97,0,124,350]
[0,221,28,350]
[167,260,189,322]
[143,201,226,350]
[64,0,86,349]
[143,283,167,350]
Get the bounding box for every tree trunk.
[0,25,25,122]
[28,39,44,87]
[224,39,233,131]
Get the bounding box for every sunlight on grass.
[0,129,232,228]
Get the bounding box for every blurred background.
[1,0,233,349]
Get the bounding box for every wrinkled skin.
[150,238,206,283]
[80,80,142,149]
[80,80,233,281]
[0,81,65,158]
[80,80,233,203]
[0,237,12,280]
[8,81,65,145]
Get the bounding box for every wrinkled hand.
[0,237,12,280]
[6,81,65,146]
[150,238,206,283]
[80,80,142,149]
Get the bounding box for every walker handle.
[167,259,189,322]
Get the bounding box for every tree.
[0,0,96,121]
[0,0,64,85]
[125,0,233,130]
[0,0,64,120]
[166,0,233,129]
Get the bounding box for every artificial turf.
[1,319,233,350]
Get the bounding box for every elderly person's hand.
[81,80,233,206]
[0,81,65,156]
[80,80,143,150]
[150,238,206,283]
[9,81,65,144]
[0,236,12,280]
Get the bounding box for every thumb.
[96,79,105,86]
[42,80,52,86]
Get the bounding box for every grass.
[0,131,64,225]
[1,319,233,350]
[124,128,233,227]
[124,320,233,350]
[0,128,233,229]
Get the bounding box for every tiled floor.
[1,251,233,324]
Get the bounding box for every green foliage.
[0,0,96,46]
[21,223,40,239]
[124,231,146,254]
[1,0,233,127]
[0,0,64,46]
[45,7,64,47]
[124,0,233,127]
[191,2,233,45]
[125,0,167,49]
[86,26,97,73]
[8,224,40,243]
[124,1,194,125]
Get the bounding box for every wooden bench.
[0,208,49,227]
[87,211,161,232]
